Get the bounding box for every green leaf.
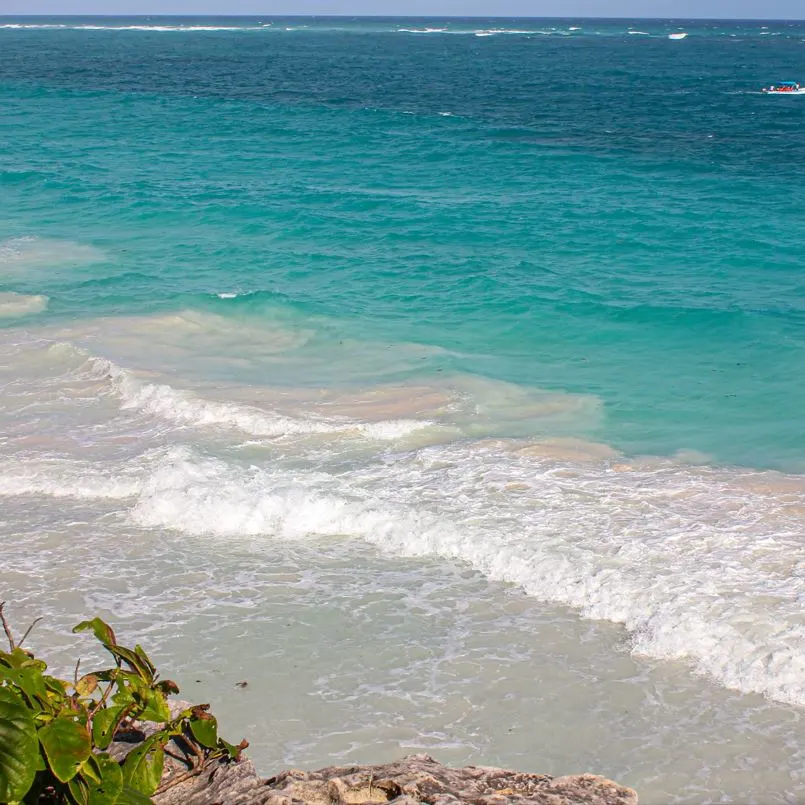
[81,754,103,785]
[0,648,46,672]
[92,703,132,750]
[0,683,25,707]
[137,689,170,724]
[44,674,70,698]
[68,772,90,805]
[32,746,47,772]
[109,672,148,708]
[106,646,153,683]
[116,783,154,804]
[133,646,156,680]
[219,737,249,761]
[91,755,124,805]
[0,664,50,711]
[0,697,39,802]
[79,754,123,805]
[121,735,165,796]
[38,714,92,783]
[188,713,218,749]
[92,670,121,683]
[73,618,117,648]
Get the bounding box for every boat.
[668,32,688,40]
[762,81,805,94]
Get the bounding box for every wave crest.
[125,441,805,708]
[81,353,431,441]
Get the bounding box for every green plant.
[0,603,247,804]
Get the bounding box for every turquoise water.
[3,17,805,802]
[2,16,805,467]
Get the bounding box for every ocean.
[1,15,805,803]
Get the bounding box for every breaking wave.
[119,441,805,708]
[5,334,805,709]
[83,353,431,441]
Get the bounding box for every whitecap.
[0,23,261,31]
[126,440,805,708]
[0,459,141,500]
[83,352,430,441]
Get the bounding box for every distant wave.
[398,28,534,36]
[0,23,266,31]
[0,22,796,39]
[397,27,448,33]
[473,29,535,36]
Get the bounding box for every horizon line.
[4,13,805,21]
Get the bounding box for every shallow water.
[2,16,805,803]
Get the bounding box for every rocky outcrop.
[152,752,638,805]
[116,701,636,804]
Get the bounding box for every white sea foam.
[398,28,533,36]
[41,309,600,437]
[473,29,534,36]
[0,334,434,444]
[0,460,140,500]
[7,322,805,709]
[125,440,805,708]
[5,321,805,712]
[0,24,261,31]
[0,292,48,318]
[82,353,430,441]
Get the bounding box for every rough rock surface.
[151,753,638,805]
[117,702,637,805]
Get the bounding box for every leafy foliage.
[0,605,248,804]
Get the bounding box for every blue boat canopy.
[778,81,799,86]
